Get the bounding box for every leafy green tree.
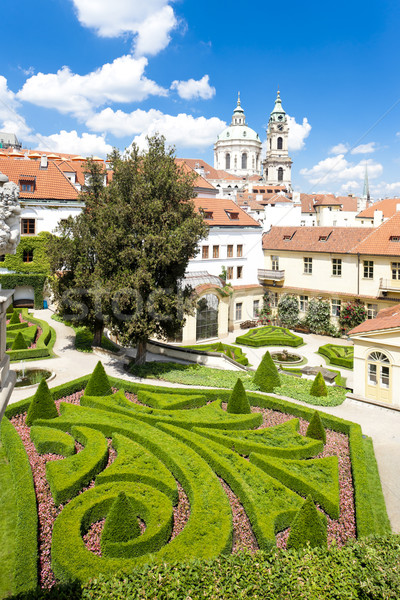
[339,300,367,332]
[305,298,332,335]
[277,294,299,329]
[94,135,208,364]
[258,291,272,324]
[47,159,110,346]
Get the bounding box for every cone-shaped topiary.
[84,361,112,397]
[310,371,328,397]
[6,303,14,315]
[227,378,251,414]
[101,491,140,554]
[216,342,225,352]
[9,310,21,325]
[253,351,281,392]
[11,332,28,350]
[287,495,327,550]
[26,378,58,426]
[306,411,327,444]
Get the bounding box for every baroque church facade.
[213,91,293,190]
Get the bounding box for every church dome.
[217,124,260,142]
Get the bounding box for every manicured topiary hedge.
[183,342,249,366]
[0,417,38,595]
[318,344,354,369]
[236,325,303,348]
[30,426,76,457]
[6,308,56,361]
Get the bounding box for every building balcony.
[257,268,285,282]
[379,278,400,295]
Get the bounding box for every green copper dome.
[217,93,260,142]
[269,90,287,122]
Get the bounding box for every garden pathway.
[6,309,400,533]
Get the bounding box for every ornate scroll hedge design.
[235,325,303,348]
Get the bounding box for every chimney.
[40,154,48,169]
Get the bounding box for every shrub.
[9,310,21,325]
[6,303,13,315]
[305,299,332,335]
[84,361,112,396]
[227,379,251,414]
[277,294,299,329]
[287,496,327,550]
[236,326,303,348]
[30,426,76,457]
[310,372,328,397]
[26,379,58,426]
[101,492,141,556]
[319,344,354,369]
[339,301,367,332]
[253,351,281,392]
[306,411,327,444]
[11,331,27,350]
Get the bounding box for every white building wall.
[187,227,263,286]
[21,203,84,235]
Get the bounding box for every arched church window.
[269,139,272,150]
[225,153,230,170]
[265,168,268,179]
[234,156,237,169]
[278,167,284,181]
[241,153,247,169]
[277,137,283,150]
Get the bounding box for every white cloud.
[330,143,349,155]
[17,55,167,120]
[370,181,400,198]
[171,75,215,100]
[131,112,226,150]
[71,0,177,56]
[287,115,311,151]
[0,76,33,141]
[339,180,361,193]
[35,130,113,157]
[300,155,383,186]
[87,107,225,148]
[351,142,376,154]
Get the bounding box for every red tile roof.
[349,304,400,335]
[180,158,263,183]
[0,157,79,201]
[352,212,400,256]
[262,226,371,253]
[175,159,216,190]
[356,198,400,219]
[193,197,261,227]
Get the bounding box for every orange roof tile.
[193,197,261,227]
[356,197,400,219]
[262,226,371,253]
[349,304,400,335]
[0,157,79,201]
[352,212,400,256]
[175,159,216,190]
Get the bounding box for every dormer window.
[19,176,35,193]
[204,211,213,219]
[283,232,295,241]
[225,211,239,220]
[319,231,332,242]
[390,235,400,242]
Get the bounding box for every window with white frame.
[270,292,279,308]
[304,257,312,274]
[271,255,279,270]
[368,363,377,385]
[253,300,260,318]
[332,258,342,276]
[235,302,242,321]
[391,262,400,279]
[367,303,378,319]
[331,299,341,317]
[299,295,308,312]
[363,260,374,279]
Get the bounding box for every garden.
[182,341,249,365]
[6,308,56,362]
[318,344,354,369]
[235,325,303,348]
[0,359,391,598]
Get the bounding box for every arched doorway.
[196,294,219,340]
[366,350,392,403]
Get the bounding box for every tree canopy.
[47,135,208,362]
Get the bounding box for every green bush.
[306,411,327,444]
[9,310,21,325]
[84,361,112,396]
[26,379,58,426]
[287,496,327,550]
[46,426,109,505]
[30,426,76,457]
[0,418,38,595]
[183,342,249,366]
[11,331,28,350]
[277,294,300,329]
[318,344,354,369]
[137,389,206,410]
[227,378,251,414]
[236,325,303,348]
[101,492,141,556]
[6,309,56,361]
[310,372,328,397]
[253,351,281,392]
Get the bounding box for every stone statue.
[0,172,21,254]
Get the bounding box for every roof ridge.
[53,161,80,195]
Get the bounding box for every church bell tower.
[263,90,292,190]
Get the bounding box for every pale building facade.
[263,91,292,190]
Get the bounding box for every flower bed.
[318,344,354,369]
[1,370,390,595]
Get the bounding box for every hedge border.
[6,308,56,362]
[0,417,38,595]
[236,326,304,348]
[318,344,354,369]
[30,425,76,457]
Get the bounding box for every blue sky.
[1,0,400,197]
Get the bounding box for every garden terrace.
[235,325,303,348]
[1,369,390,596]
[6,309,56,362]
[182,342,249,366]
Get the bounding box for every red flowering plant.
[339,301,367,332]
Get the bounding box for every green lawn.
[129,362,346,407]
[0,443,17,599]
[51,315,118,354]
